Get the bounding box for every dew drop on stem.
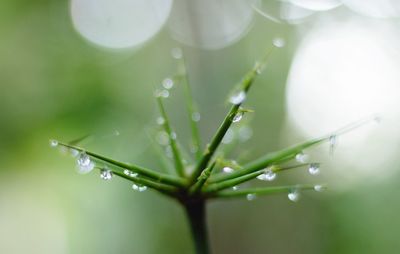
[222,166,234,173]
[77,152,95,174]
[171,47,183,59]
[100,168,113,180]
[257,168,276,181]
[162,78,174,89]
[132,183,147,192]
[314,185,324,192]
[295,152,309,163]
[232,111,244,123]
[156,117,165,125]
[229,91,246,105]
[70,149,79,157]
[49,139,58,148]
[246,193,257,201]
[308,163,320,175]
[288,190,300,202]
[273,37,286,48]
[191,112,201,122]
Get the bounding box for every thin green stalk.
[209,138,325,183]
[57,142,187,187]
[112,171,179,196]
[156,97,186,177]
[146,130,175,174]
[211,184,325,199]
[184,200,210,254]
[179,57,202,160]
[189,161,216,195]
[188,49,274,185]
[204,163,313,193]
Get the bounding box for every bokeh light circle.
[285,19,400,182]
[289,0,341,11]
[168,0,256,50]
[70,0,172,49]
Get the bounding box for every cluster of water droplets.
[76,152,95,174]
[256,167,277,181]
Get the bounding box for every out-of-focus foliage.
[1,1,400,253]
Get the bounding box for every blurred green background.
[1,1,399,253]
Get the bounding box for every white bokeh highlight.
[70,0,172,49]
[289,0,342,11]
[342,0,400,18]
[285,19,400,183]
[168,0,256,50]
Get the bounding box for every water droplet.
[171,47,183,59]
[222,167,234,173]
[232,111,244,123]
[124,169,138,178]
[229,91,246,105]
[70,149,80,157]
[308,163,320,175]
[154,89,169,98]
[49,139,58,147]
[238,126,253,142]
[254,61,263,74]
[190,144,199,154]
[132,183,147,192]
[329,135,337,155]
[191,112,201,122]
[257,168,276,181]
[222,129,235,144]
[232,186,239,191]
[156,117,165,125]
[156,131,170,146]
[170,132,177,140]
[100,168,113,180]
[288,190,300,202]
[246,193,257,201]
[165,145,173,158]
[76,152,95,174]
[114,130,120,136]
[295,152,309,163]
[162,78,174,89]
[314,185,324,192]
[273,37,286,48]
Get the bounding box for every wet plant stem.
[183,199,210,254]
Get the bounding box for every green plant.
[51,46,374,254]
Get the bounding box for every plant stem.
[184,199,210,254]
